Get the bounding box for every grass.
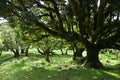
[0,50,120,80]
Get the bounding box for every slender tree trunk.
[73,48,84,60]
[65,49,68,55]
[60,48,64,55]
[25,46,29,56]
[83,45,103,69]
[44,49,50,62]
[25,48,29,56]
[77,48,84,57]
[21,49,24,54]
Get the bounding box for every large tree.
[0,0,120,69]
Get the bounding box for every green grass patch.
[0,51,120,80]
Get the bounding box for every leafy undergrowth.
[0,52,120,80]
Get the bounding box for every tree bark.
[25,46,29,56]
[73,48,84,60]
[21,49,24,54]
[44,49,50,62]
[25,48,29,56]
[83,45,103,69]
[13,49,20,57]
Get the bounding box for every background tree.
[34,36,60,62]
[0,23,30,57]
[72,42,85,61]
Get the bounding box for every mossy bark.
[83,45,103,69]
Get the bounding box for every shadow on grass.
[105,63,120,71]
[0,53,120,80]
[0,53,44,64]
[0,54,14,65]
[25,52,41,57]
[1,64,119,80]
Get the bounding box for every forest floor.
[0,49,120,80]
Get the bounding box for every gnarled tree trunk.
[83,45,103,69]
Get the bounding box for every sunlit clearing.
[0,17,7,24]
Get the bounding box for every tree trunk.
[0,51,2,55]
[25,46,29,56]
[14,49,20,57]
[44,49,50,62]
[25,49,29,56]
[60,48,64,55]
[21,49,24,54]
[65,49,68,55]
[83,45,103,69]
[77,48,84,57]
[73,48,84,60]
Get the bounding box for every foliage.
[0,0,120,68]
[36,37,58,53]
[0,23,30,56]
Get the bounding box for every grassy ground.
[0,50,120,80]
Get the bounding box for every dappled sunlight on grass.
[22,66,33,71]
[103,71,120,79]
[99,53,120,66]
[0,52,120,80]
[1,64,119,80]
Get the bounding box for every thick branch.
[51,0,65,33]
[31,35,49,42]
[92,0,108,42]
[35,21,59,36]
